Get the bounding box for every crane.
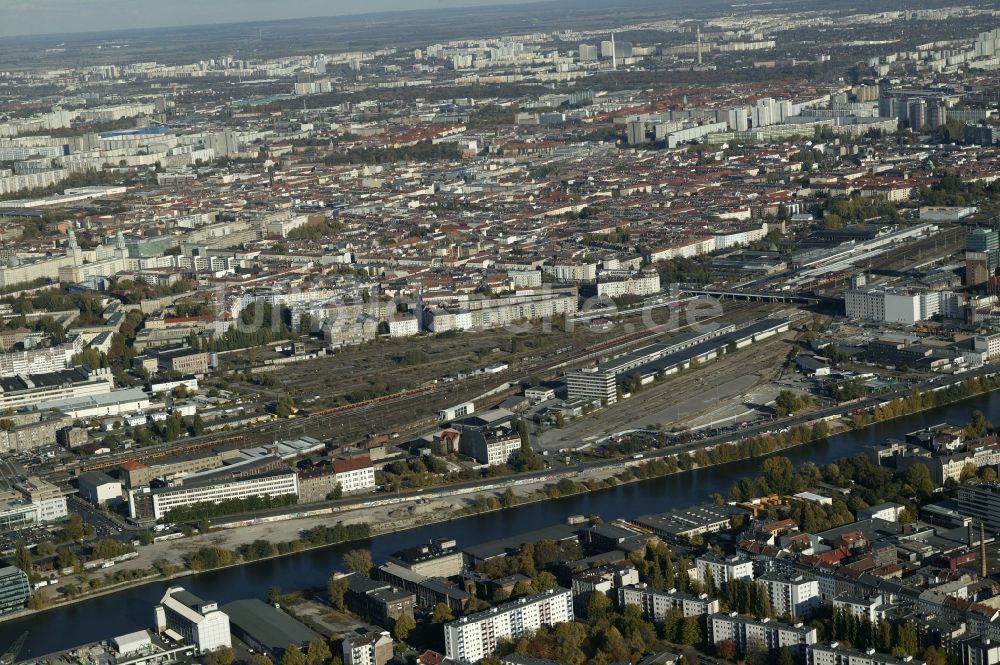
[0,631,28,665]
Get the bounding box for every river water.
[7,391,1000,656]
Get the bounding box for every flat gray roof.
[222,598,321,653]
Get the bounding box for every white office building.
[131,457,298,520]
[154,586,231,653]
[566,367,617,405]
[758,572,820,619]
[0,477,68,532]
[443,588,574,663]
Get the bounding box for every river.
[7,391,1000,656]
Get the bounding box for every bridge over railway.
[680,289,839,306]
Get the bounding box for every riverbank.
[6,388,1000,655]
[4,372,998,626]
[0,418,841,625]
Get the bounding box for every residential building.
[958,636,1000,665]
[459,426,521,466]
[387,314,419,338]
[572,563,640,600]
[334,455,376,493]
[844,286,938,324]
[708,613,817,656]
[758,572,820,619]
[0,413,73,454]
[344,631,393,665]
[974,333,1000,360]
[694,554,755,588]
[443,588,574,663]
[832,594,883,623]
[807,643,926,665]
[154,586,231,653]
[377,562,471,613]
[618,584,720,620]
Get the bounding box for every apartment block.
[758,572,820,619]
[618,584,721,620]
[443,588,574,663]
[708,613,817,656]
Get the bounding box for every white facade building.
[595,272,661,299]
[806,643,925,665]
[333,457,377,493]
[974,333,1000,360]
[618,584,720,620]
[155,586,231,653]
[694,554,755,588]
[387,314,419,338]
[844,286,939,324]
[131,459,299,520]
[708,613,817,655]
[443,588,574,663]
[566,367,617,405]
[758,572,820,619]
[343,631,393,665]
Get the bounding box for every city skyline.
[0,0,548,38]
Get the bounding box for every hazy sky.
[0,0,544,38]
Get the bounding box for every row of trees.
[851,375,1000,429]
[184,522,371,571]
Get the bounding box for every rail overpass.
[680,288,826,305]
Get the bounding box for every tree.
[535,571,558,591]
[679,616,702,645]
[12,540,31,573]
[281,645,306,665]
[276,395,297,418]
[268,585,282,604]
[206,647,235,665]
[431,602,455,624]
[586,592,613,621]
[393,613,416,641]
[251,655,274,665]
[305,640,332,665]
[341,549,373,577]
[777,647,795,665]
[904,463,937,497]
[895,622,919,658]
[328,575,349,611]
[716,639,738,661]
[922,646,947,665]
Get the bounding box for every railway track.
[72,300,766,475]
